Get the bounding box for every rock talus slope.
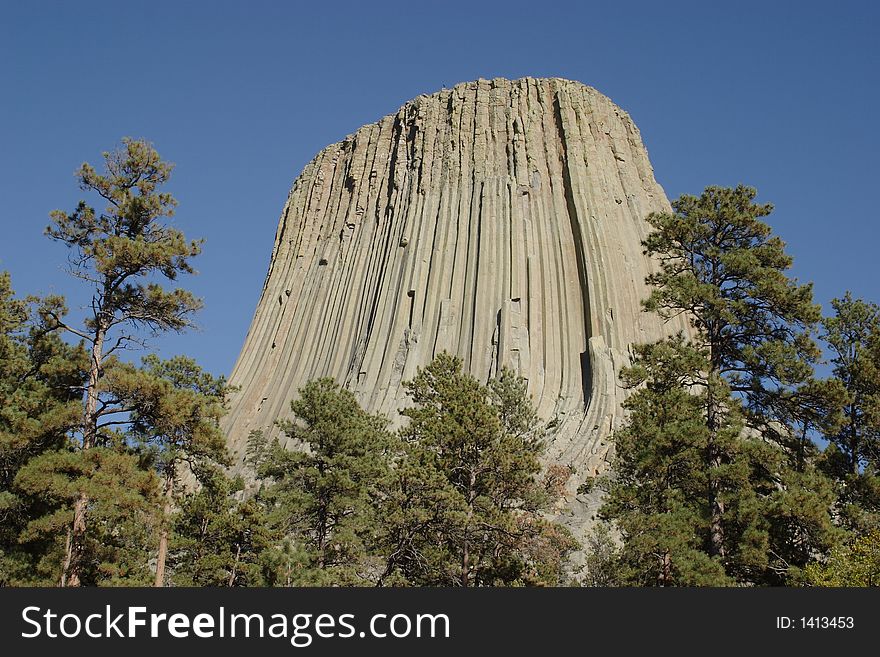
[224,77,689,524]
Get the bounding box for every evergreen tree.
[642,185,823,561]
[15,443,160,586]
[375,434,467,586]
[600,336,747,585]
[248,379,391,585]
[169,467,275,586]
[601,334,838,585]
[0,273,85,584]
[396,354,577,586]
[598,185,839,584]
[754,382,843,582]
[120,355,232,586]
[43,138,203,586]
[580,523,623,587]
[819,293,880,531]
[1,276,204,587]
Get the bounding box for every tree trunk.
[59,527,72,587]
[461,469,476,587]
[228,544,241,587]
[62,327,105,587]
[461,535,470,587]
[849,406,860,476]
[796,426,807,473]
[706,376,725,561]
[658,550,672,586]
[154,468,175,587]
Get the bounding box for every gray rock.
[223,77,690,538]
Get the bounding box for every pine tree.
[819,293,880,531]
[580,523,623,587]
[0,273,85,584]
[599,185,839,584]
[120,355,232,586]
[600,336,745,585]
[375,434,467,586]
[397,354,577,586]
[15,443,160,586]
[754,381,843,581]
[642,185,823,561]
[600,334,839,585]
[1,273,173,586]
[44,138,203,586]
[169,466,275,586]
[248,379,391,585]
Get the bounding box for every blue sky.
[1,0,877,378]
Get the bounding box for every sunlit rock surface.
[224,77,689,531]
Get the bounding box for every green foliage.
[14,446,159,586]
[374,435,465,586]
[643,184,821,423]
[598,186,840,586]
[41,137,206,586]
[249,379,391,585]
[762,466,840,582]
[118,355,233,586]
[106,355,231,475]
[0,273,87,585]
[580,524,623,587]
[819,293,880,531]
[1,139,230,587]
[489,367,542,443]
[601,334,840,585]
[394,354,577,586]
[805,530,880,587]
[600,336,741,585]
[45,137,202,335]
[245,358,576,587]
[169,467,275,586]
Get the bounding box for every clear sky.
[1,0,878,379]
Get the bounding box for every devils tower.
[224,77,689,524]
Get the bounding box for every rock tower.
[224,77,689,525]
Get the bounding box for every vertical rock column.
[224,78,690,520]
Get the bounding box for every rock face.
[224,77,688,525]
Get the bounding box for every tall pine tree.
[820,293,880,531]
[43,138,203,586]
[642,185,823,561]
[600,186,838,584]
